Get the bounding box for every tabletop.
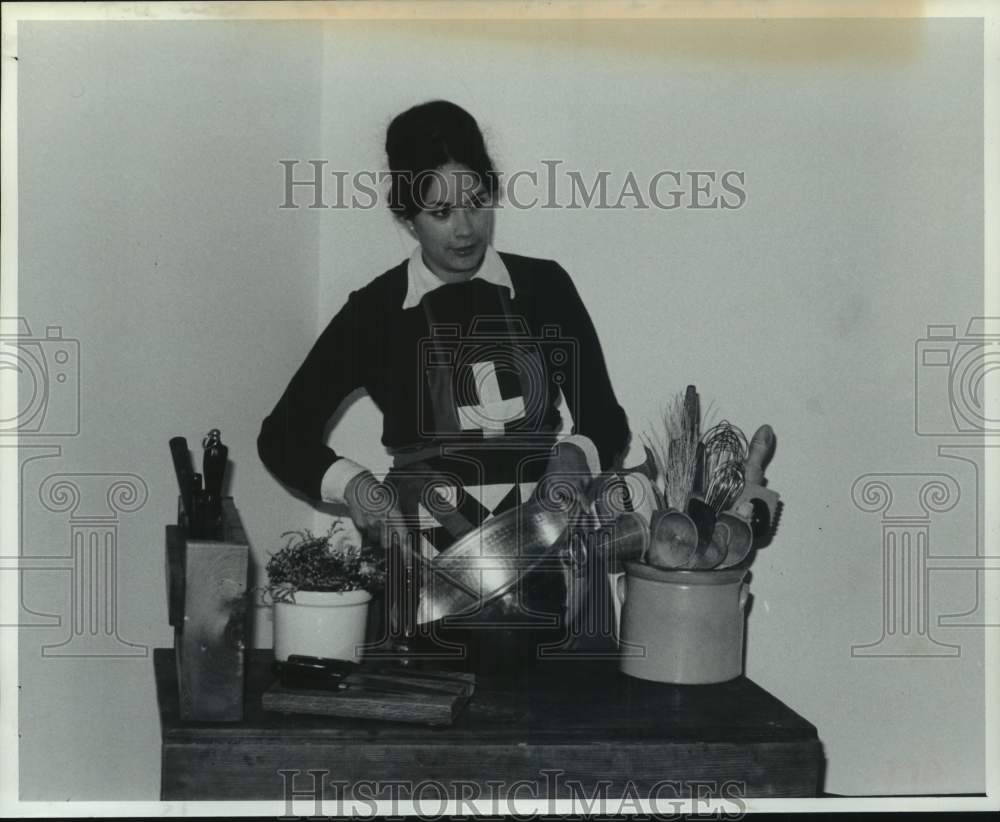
[155,647,824,800]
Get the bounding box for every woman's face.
[409,162,495,283]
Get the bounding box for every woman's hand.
[343,470,410,555]
[532,441,595,515]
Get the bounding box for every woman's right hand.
[343,469,409,555]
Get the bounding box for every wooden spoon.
[648,508,699,569]
[712,510,754,569]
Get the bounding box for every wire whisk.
[705,460,745,512]
[701,420,748,512]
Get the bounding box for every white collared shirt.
[402,244,515,310]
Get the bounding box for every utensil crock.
[617,560,750,684]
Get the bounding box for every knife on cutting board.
[273,656,476,696]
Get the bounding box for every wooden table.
[155,648,824,801]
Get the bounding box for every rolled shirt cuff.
[563,434,601,479]
[319,457,369,505]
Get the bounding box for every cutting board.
[262,682,469,726]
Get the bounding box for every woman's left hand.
[532,441,595,516]
[343,470,411,556]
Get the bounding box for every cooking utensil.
[704,460,745,513]
[736,487,781,538]
[647,508,698,569]
[665,437,697,511]
[416,499,572,625]
[744,424,775,484]
[685,500,725,569]
[416,491,653,625]
[342,672,471,697]
[202,428,228,528]
[642,386,700,511]
[702,421,748,471]
[610,471,660,527]
[168,436,195,518]
[591,469,654,526]
[592,510,650,573]
[416,458,643,627]
[627,445,659,484]
[686,435,721,566]
[734,424,780,538]
[686,494,716,547]
[700,420,748,513]
[188,472,205,538]
[714,506,754,569]
[620,448,666,512]
[262,681,467,725]
[683,384,701,444]
[273,655,475,694]
[267,655,475,725]
[692,440,706,496]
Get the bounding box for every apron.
[382,287,613,671]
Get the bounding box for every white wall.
[16,21,324,799]
[313,18,986,797]
[14,18,985,800]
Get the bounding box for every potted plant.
[262,519,386,662]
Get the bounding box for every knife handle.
[202,429,227,528]
[189,473,204,538]
[169,437,194,518]
[745,425,776,485]
[285,655,358,676]
[693,441,706,496]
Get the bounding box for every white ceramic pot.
[272,589,372,662]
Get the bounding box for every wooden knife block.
[165,497,249,721]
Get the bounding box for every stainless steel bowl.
[416,499,572,625]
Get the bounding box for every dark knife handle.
[169,437,194,520]
[693,441,706,497]
[189,473,204,538]
[273,656,355,690]
[285,654,358,676]
[202,429,228,529]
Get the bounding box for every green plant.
[261,521,386,603]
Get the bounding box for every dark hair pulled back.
[385,100,500,219]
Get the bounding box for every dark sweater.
[258,252,630,501]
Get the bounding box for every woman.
[258,100,630,669]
